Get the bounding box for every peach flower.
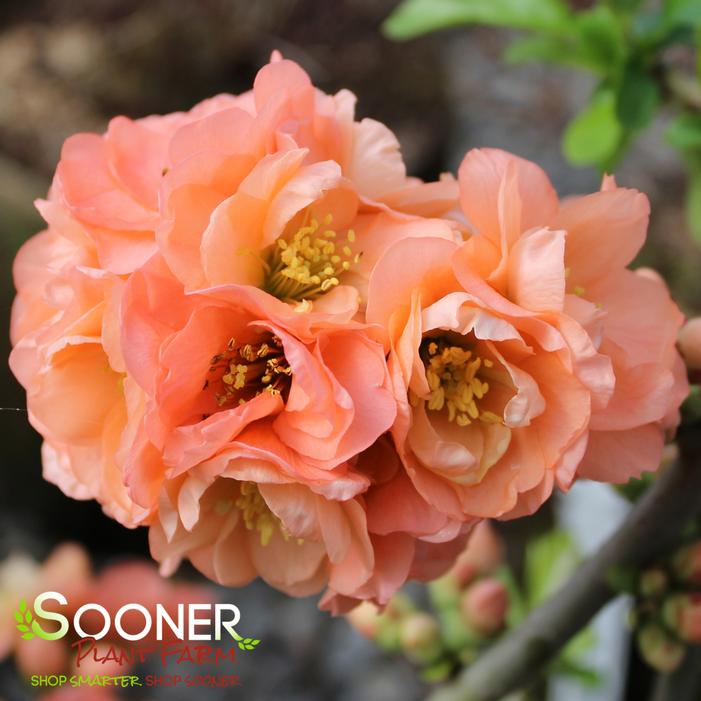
[367,235,592,519]
[149,433,470,610]
[9,54,457,532]
[118,256,396,510]
[8,233,144,525]
[117,258,468,606]
[454,148,687,486]
[156,53,458,307]
[47,94,242,275]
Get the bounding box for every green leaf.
[666,113,701,150]
[383,0,570,40]
[565,626,596,658]
[685,157,701,243]
[524,530,578,608]
[616,65,660,130]
[573,6,627,72]
[252,639,260,645]
[14,612,22,624]
[26,610,33,623]
[237,642,245,650]
[17,624,28,633]
[22,633,34,640]
[504,36,603,73]
[420,659,453,683]
[664,0,701,29]
[243,637,251,644]
[19,600,27,613]
[551,656,601,686]
[563,89,624,168]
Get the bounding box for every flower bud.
[399,612,442,664]
[16,636,69,677]
[639,567,668,599]
[672,540,701,586]
[663,593,701,644]
[679,317,701,371]
[346,601,382,639]
[460,578,509,637]
[637,623,686,673]
[451,522,504,588]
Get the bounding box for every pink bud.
[460,578,509,636]
[664,593,701,644]
[15,636,69,677]
[678,317,701,370]
[637,623,686,673]
[399,612,441,664]
[451,522,505,587]
[346,601,382,639]
[673,540,701,586]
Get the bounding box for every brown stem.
[427,430,701,701]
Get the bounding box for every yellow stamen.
[234,482,299,547]
[421,338,502,427]
[263,211,360,303]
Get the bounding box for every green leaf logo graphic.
[229,629,261,651]
[14,599,35,640]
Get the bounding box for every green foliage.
[524,530,580,608]
[384,0,701,241]
[383,0,570,40]
[684,155,701,242]
[563,89,623,169]
[667,113,701,150]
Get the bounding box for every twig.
[427,430,701,701]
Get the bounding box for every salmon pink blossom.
[8,56,688,611]
[454,149,687,487]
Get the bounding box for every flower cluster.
[633,538,701,672]
[346,522,510,681]
[9,54,687,611]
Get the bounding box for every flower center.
[207,333,291,408]
[215,482,299,547]
[263,213,359,303]
[235,482,284,546]
[419,338,502,426]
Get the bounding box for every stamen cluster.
[420,339,501,427]
[264,213,359,303]
[207,334,291,408]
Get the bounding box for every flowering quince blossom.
[8,55,688,611]
[365,148,687,521]
[118,258,468,611]
[9,54,467,611]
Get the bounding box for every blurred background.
[0,1,698,700]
